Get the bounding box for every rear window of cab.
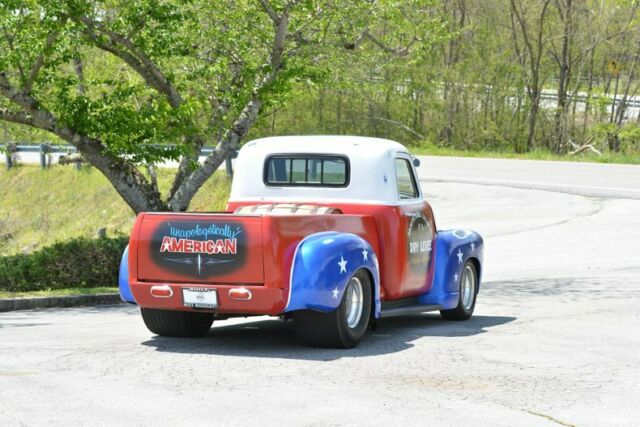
[264,155,349,187]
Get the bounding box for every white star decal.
[332,287,339,299]
[454,273,459,282]
[338,256,348,274]
[471,242,476,253]
[361,248,368,261]
[457,249,463,264]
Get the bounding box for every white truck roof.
[228,135,421,205]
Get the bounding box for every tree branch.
[372,116,424,139]
[1,28,26,85]
[73,54,86,95]
[24,32,57,94]
[364,31,417,57]
[76,16,183,108]
[168,4,293,210]
[73,15,208,202]
[0,108,34,127]
[257,0,281,25]
[344,28,417,57]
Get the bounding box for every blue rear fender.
[119,245,137,304]
[419,229,483,310]
[284,231,381,319]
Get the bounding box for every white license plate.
[182,288,218,309]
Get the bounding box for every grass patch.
[411,144,640,164]
[0,286,118,299]
[0,165,231,255]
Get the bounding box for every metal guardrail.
[0,143,236,177]
[0,143,71,169]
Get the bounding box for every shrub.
[0,236,128,292]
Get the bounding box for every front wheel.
[293,269,372,348]
[440,261,478,321]
[141,308,214,337]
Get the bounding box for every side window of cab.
[394,158,420,200]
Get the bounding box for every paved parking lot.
[1,158,639,426]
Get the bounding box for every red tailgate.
[134,213,264,284]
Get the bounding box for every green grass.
[411,144,640,164]
[0,165,231,255]
[0,286,118,298]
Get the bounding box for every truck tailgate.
[133,213,264,284]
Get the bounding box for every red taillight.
[150,285,173,298]
[229,287,252,301]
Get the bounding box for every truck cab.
[120,136,484,348]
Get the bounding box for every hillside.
[0,166,231,255]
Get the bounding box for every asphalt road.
[6,150,640,200]
[418,155,640,200]
[1,157,639,426]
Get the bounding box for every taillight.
[229,287,252,301]
[150,285,173,298]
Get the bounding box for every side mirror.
[412,157,421,168]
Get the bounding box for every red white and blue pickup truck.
[119,136,484,348]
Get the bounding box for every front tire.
[440,261,478,321]
[141,308,214,337]
[293,269,372,348]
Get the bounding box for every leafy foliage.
[0,236,128,292]
[248,0,640,156]
[1,0,448,213]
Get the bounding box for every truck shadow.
[140,314,515,361]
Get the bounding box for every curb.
[0,293,123,312]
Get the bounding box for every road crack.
[524,409,575,427]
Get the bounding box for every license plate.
[182,288,218,309]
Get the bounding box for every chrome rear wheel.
[293,269,372,348]
[345,277,364,329]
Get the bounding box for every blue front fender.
[118,245,136,304]
[419,229,484,309]
[284,232,381,319]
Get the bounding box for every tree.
[509,0,552,152]
[551,0,574,153]
[0,0,443,213]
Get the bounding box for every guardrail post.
[225,156,233,178]
[4,149,11,169]
[225,149,238,178]
[39,143,52,169]
[5,142,17,170]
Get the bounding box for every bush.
[0,236,128,292]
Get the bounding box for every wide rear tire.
[141,308,214,337]
[293,269,372,348]
[440,260,478,321]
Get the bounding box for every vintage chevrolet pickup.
[119,136,484,348]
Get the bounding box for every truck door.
[394,155,436,297]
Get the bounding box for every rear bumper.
[130,282,287,316]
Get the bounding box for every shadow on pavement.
[140,314,515,361]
